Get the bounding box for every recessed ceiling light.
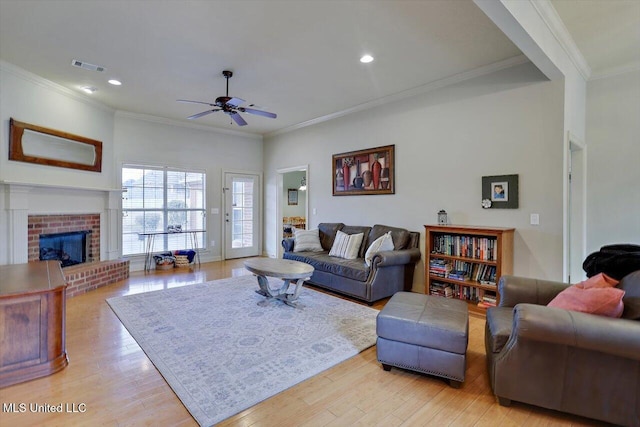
[360,54,374,64]
[108,79,122,86]
[81,86,97,94]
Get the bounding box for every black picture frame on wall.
[287,189,298,205]
[482,174,519,209]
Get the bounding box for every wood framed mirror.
[9,118,102,172]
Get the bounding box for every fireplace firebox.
[39,230,92,267]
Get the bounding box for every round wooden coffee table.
[244,258,314,307]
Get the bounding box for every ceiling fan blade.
[177,99,216,107]
[240,107,277,119]
[187,109,220,120]
[226,97,245,107]
[230,112,247,126]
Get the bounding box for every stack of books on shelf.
[477,293,498,309]
[429,282,455,298]
[432,234,497,260]
[428,259,452,278]
[447,269,469,281]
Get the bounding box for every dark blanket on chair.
[583,244,640,279]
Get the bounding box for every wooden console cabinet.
[0,261,68,388]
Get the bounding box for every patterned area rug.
[106,274,378,426]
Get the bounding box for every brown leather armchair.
[485,272,640,427]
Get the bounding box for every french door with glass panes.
[223,172,260,259]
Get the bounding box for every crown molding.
[0,60,115,114]
[530,0,591,81]
[114,111,263,140]
[265,54,530,139]
[590,61,640,81]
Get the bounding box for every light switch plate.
[530,213,540,225]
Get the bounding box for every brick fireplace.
[0,181,130,298]
[28,214,101,262]
[26,213,129,298]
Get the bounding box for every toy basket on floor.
[174,254,190,268]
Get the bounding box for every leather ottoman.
[376,292,469,387]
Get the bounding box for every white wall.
[0,62,118,264]
[0,61,115,188]
[474,0,588,282]
[586,70,640,251]
[265,62,565,290]
[113,113,263,268]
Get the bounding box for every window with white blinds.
[122,165,206,256]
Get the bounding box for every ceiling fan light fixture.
[178,69,277,126]
[360,54,374,63]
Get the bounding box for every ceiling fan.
[177,70,277,126]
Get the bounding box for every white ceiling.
[552,0,640,78]
[0,1,638,136]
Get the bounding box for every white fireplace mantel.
[0,181,124,265]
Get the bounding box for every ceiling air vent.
[71,59,106,73]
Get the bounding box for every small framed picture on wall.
[288,189,298,205]
[482,174,519,209]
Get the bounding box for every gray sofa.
[282,223,421,304]
[485,271,640,426]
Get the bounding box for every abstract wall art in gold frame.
[332,145,394,196]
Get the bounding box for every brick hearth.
[27,214,129,297]
[64,259,130,298]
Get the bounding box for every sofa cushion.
[365,231,394,267]
[318,223,344,251]
[485,307,514,353]
[329,230,364,260]
[283,251,369,282]
[369,224,410,250]
[618,270,640,320]
[292,228,323,252]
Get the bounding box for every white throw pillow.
[365,231,394,266]
[293,228,324,252]
[329,230,364,260]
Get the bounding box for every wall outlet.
[312,208,317,215]
[211,208,219,215]
[210,240,215,247]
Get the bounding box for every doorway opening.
[565,131,587,283]
[277,165,309,258]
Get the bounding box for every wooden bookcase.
[424,224,514,315]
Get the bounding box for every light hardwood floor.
[2,259,606,427]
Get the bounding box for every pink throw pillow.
[575,273,619,289]
[548,285,625,318]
